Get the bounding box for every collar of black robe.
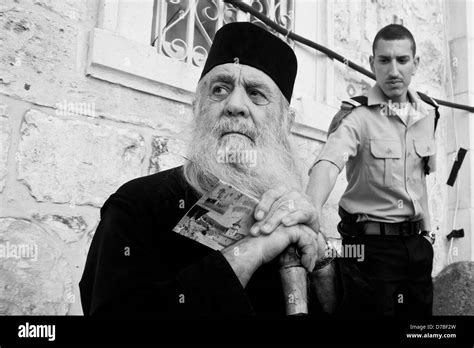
[199,22,297,103]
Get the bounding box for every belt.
[360,221,421,236]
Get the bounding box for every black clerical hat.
[200,22,297,102]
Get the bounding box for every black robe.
[79,166,375,317]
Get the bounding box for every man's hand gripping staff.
[222,186,332,315]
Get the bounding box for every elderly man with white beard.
[80,22,374,317]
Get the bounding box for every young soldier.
[307,24,438,317]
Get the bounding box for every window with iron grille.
[151,0,295,67]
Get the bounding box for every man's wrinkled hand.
[250,186,320,236]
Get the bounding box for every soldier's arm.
[307,161,340,211]
[306,108,362,223]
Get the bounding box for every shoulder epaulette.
[341,99,361,109]
[340,101,355,110]
[327,96,368,134]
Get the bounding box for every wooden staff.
[279,245,308,315]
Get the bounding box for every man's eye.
[398,58,409,64]
[248,89,268,105]
[211,86,230,99]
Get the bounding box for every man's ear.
[369,55,375,74]
[412,56,420,75]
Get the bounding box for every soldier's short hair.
[372,24,416,57]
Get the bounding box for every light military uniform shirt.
[312,84,437,230]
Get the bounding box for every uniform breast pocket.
[414,138,437,174]
[414,138,436,157]
[369,139,403,188]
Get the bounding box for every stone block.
[433,261,474,315]
[449,38,469,95]
[0,217,73,315]
[18,109,146,207]
[148,135,188,174]
[31,0,87,21]
[446,0,468,41]
[32,213,88,244]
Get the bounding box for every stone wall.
[0,0,467,315]
[0,0,190,315]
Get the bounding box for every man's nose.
[224,88,249,118]
[388,60,400,77]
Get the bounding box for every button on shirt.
[312,84,437,228]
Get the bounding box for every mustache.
[211,118,260,141]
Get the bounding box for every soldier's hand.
[250,186,319,236]
[421,232,435,245]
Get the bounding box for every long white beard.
[183,112,303,199]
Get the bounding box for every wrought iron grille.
[151,0,295,67]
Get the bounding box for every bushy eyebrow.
[208,73,275,97]
[209,73,235,86]
[243,79,274,96]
